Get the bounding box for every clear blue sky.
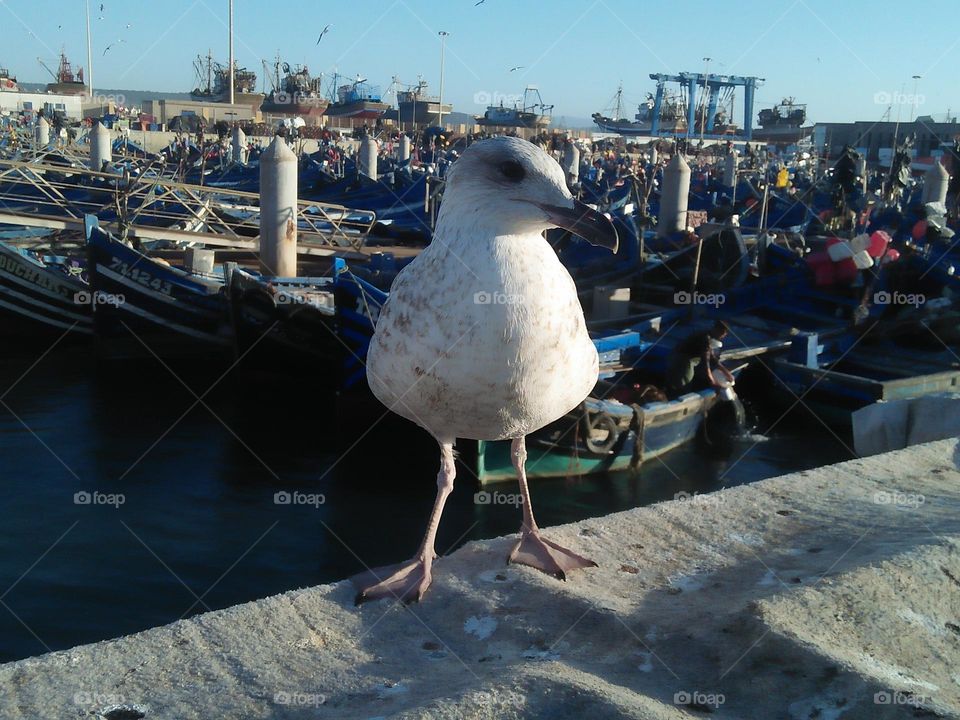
[2,0,958,125]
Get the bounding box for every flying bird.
[353,137,617,604]
[475,0,485,5]
[509,65,524,72]
[100,3,104,11]
[316,24,331,44]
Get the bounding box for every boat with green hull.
[476,387,720,485]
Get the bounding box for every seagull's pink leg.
[508,436,597,580]
[353,441,455,605]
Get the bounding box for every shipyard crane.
[36,57,59,83]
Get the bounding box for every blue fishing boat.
[227,266,340,374]
[84,216,232,359]
[475,328,730,484]
[770,332,960,426]
[0,237,92,339]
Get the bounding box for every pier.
[1,438,957,719]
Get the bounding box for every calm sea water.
[0,345,853,663]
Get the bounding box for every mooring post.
[922,160,949,205]
[658,152,691,237]
[232,126,247,165]
[90,122,111,171]
[259,136,298,278]
[359,135,379,181]
[36,116,50,150]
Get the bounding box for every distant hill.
[19,83,193,108]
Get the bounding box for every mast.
[614,83,623,121]
[85,0,93,98]
[228,0,235,104]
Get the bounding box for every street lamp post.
[438,31,449,129]
[700,57,711,146]
[910,74,921,122]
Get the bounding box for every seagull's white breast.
[366,230,598,442]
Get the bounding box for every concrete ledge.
[2,439,959,719]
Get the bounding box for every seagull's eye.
[499,160,525,182]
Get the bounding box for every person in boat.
[665,320,734,398]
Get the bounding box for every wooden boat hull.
[0,240,92,339]
[771,347,960,426]
[85,221,231,359]
[476,390,718,484]
[228,267,339,377]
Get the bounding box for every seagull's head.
[443,136,618,251]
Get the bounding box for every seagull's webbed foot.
[508,529,597,580]
[352,557,433,605]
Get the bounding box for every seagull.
[316,24,331,44]
[353,136,618,604]
[475,0,486,5]
[100,2,104,10]
[509,65,524,72]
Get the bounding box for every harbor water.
[0,345,853,663]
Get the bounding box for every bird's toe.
[351,558,433,605]
[508,531,596,579]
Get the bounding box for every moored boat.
[84,218,232,359]
[0,235,92,339]
[260,60,329,118]
[324,77,389,122]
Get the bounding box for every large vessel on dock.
[753,98,812,143]
[476,86,552,130]
[41,52,87,96]
[0,67,20,92]
[592,84,685,136]
[394,78,451,126]
[325,76,389,121]
[190,51,260,104]
[259,59,329,117]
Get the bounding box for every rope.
[629,403,646,470]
